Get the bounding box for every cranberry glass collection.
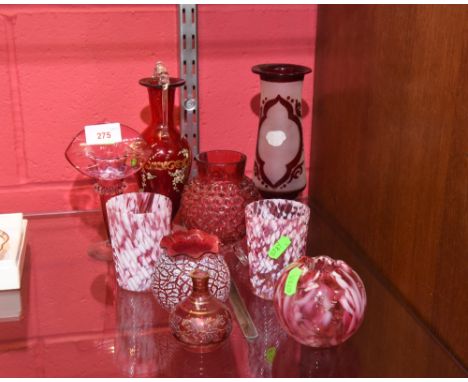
[64,61,367,357]
[169,270,232,353]
[274,256,367,348]
[151,229,230,311]
[180,150,260,243]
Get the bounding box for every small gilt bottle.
[169,270,232,353]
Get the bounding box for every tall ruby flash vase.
[252,63,312,199]
[65,123,151,261]
[169,269,232,353]
[273,256,367,348]
[137,62,191,216]
[180,150,260,243]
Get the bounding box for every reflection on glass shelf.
[0,211,464,377]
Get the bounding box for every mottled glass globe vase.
[274,256,367,348]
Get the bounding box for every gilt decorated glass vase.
[180,150,260,243]
[169,270,232,353]
[151,229,230,312]
[137,62,191,216]
[252,63,311,200]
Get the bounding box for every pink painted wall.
[0,5,316,214]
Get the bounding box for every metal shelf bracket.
[178,5,199,157]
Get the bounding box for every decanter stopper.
[153,61,170,89]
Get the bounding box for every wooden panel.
[310,5,468,366]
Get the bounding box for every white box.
[0,213,28,291]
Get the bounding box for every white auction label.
[84,123,122,145]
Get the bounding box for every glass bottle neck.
[147,87,178,136]
[191,271,210,296]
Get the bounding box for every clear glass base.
[88,240,113,262]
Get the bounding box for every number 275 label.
[84,123,122,145]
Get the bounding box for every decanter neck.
[147,87,177,137]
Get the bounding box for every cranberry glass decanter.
[169,269,232,353]
[273,256,367,348]
[65,123,150,261]
[252,63,311,199]
[151,229,230,311]
[137,62,191,215]
[180,150,260,243]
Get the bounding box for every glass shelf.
[0,210,464,377]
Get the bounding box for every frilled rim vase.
[151,229,230,311]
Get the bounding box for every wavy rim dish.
[0,230,9,253]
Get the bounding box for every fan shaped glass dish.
[65,123,151,261]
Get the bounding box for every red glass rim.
[139,77,185,89]
[160,229,220,259]
[252,63,312,82]
[195,150,247,166]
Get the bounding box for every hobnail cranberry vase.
[180,150,260,243]
[273,256,367,348]
[151,229,230,311]
[169,269,232,353]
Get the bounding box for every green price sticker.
[130,158,138,167]
[265,346,277,365]
[284,267,303,296]
[268,236,291,260]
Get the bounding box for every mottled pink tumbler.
[107,192,172,292]
[274,256,367,348]
[245,199,310,300]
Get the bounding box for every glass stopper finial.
[153,61,170,90]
